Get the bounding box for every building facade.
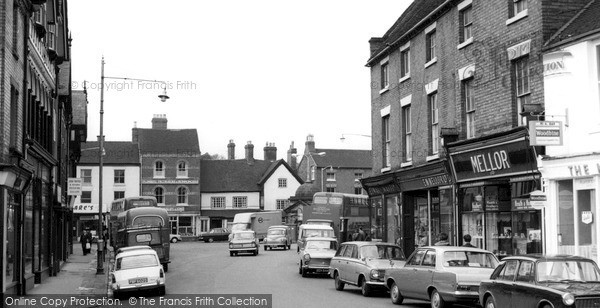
[74,142,140,237]
[1,0,79,295]
[201,141,302,230]
[540,0,600,265]
[135,115,202,236]
[361,0,590,257]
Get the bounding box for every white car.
[111,247,166,298]
[170,234,182,243]
[299,237,338,277]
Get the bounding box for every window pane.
[558,180,574,246]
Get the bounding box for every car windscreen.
[537,260,600,283]
[233,233,255,240]
[360,245,405,260]
[443,251,498,268]
[304,229,334,238]
[116,254,158,270]
[305,240,337,250]
[231,224,249,232]
[268,229,285,236]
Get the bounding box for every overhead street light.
[340,133,372,142]
[96,56,170,274]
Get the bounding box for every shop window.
[178,216,193,236]
[558,180,574,246]
[371,197,383,241]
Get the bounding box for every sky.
[69,0,413,159]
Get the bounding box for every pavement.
[26,243,114,296]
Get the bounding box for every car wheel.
[158,286,166,296]
[230,251,234,257]
[360,277,372,297]
[390,282,404,305]
[301,267,308,277]
[484,296,496,308]
[208,238,214,243]
[334,272,345,291]
[163,264,168,272]
[171,237,177,243]
[254,250,258,256]
[264,245,267,251]
[299,264,302,274]
[430,289,446,308]
[112,291,120,299]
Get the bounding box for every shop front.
[361,161,454,256]
[447,127,543,258]
[540,153,600,264]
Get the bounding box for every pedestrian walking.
[357,227,366,241]
[80,229,92,255]
[434,232,450,246]
[462,234,475,247]
[351,229,359,241]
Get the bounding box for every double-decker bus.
[307,192,370,243]
[109,196,158,245]
[115,207,171,271]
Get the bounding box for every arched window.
[177,186,188,204]
[154,187,164,204]
[177,161,188,178]
[154,160,165,178]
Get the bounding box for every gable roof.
[544,0,600,49]
[257,159,304,185]
[136,128,200,154]
[200,159,273,192]
[367,0,450,66]
[79,141,140,165]
[311,149,372,169]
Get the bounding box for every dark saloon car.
[480,254,600,308]
[198,228,230,242]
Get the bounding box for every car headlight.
[229,243,233,248]
[562,293,575,306]
[370,269,380,279]
[303,254,311,262]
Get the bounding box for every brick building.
[134,115,202,236]
[1,0,81,295]
[360,0,590,256]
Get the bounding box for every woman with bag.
[80,229,92,255]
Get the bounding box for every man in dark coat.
[80,229,92,255]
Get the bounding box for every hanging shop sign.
[449,137,537,182]
[67,178,82,196]
[529,121,563,146]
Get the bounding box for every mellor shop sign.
[450,137,537,182]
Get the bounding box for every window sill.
[506,10,528,26]
[426,154,440,162]
[457,37,473,50]
[176,176,189,179]
[176,203,188,206]
[379,87,390,95]
[401,161,413,168]
[399,75,410,83]
[380,167,391,173]
[424,58,437,68]
[153,176,166,179]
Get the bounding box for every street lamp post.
[340,133,372,142]
[321,165,333,192]
[96,57,169,274]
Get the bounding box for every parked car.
[299,237,338,277]
[169,234,182,243]
[264,225,292,250]
[198,228,230,243]
[479,254,600,308]
[297,224,335,253]
[330,241,406,297]
[385,246,499,307]
[229,230,259,256]
[111,246,166,298]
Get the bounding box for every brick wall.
[368,0,578,176]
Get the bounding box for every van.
[263,225,292,250]
[297,224,335,253]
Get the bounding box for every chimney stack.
[228,140,236,160]
[264,142,277,162]
[132,122,139,143]
[305,134,316,154]
[287,141,297,170]
[151,114,168,130]
[245,141,254,164]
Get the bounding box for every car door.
[413,249,436,299]
[341,244,356,282]
[493,260,518,307]
[402,249,427,298]
[331,244,347,279]
[512,261,537,307]
[347,244,362,285]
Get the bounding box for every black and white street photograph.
[2,0,600,307]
